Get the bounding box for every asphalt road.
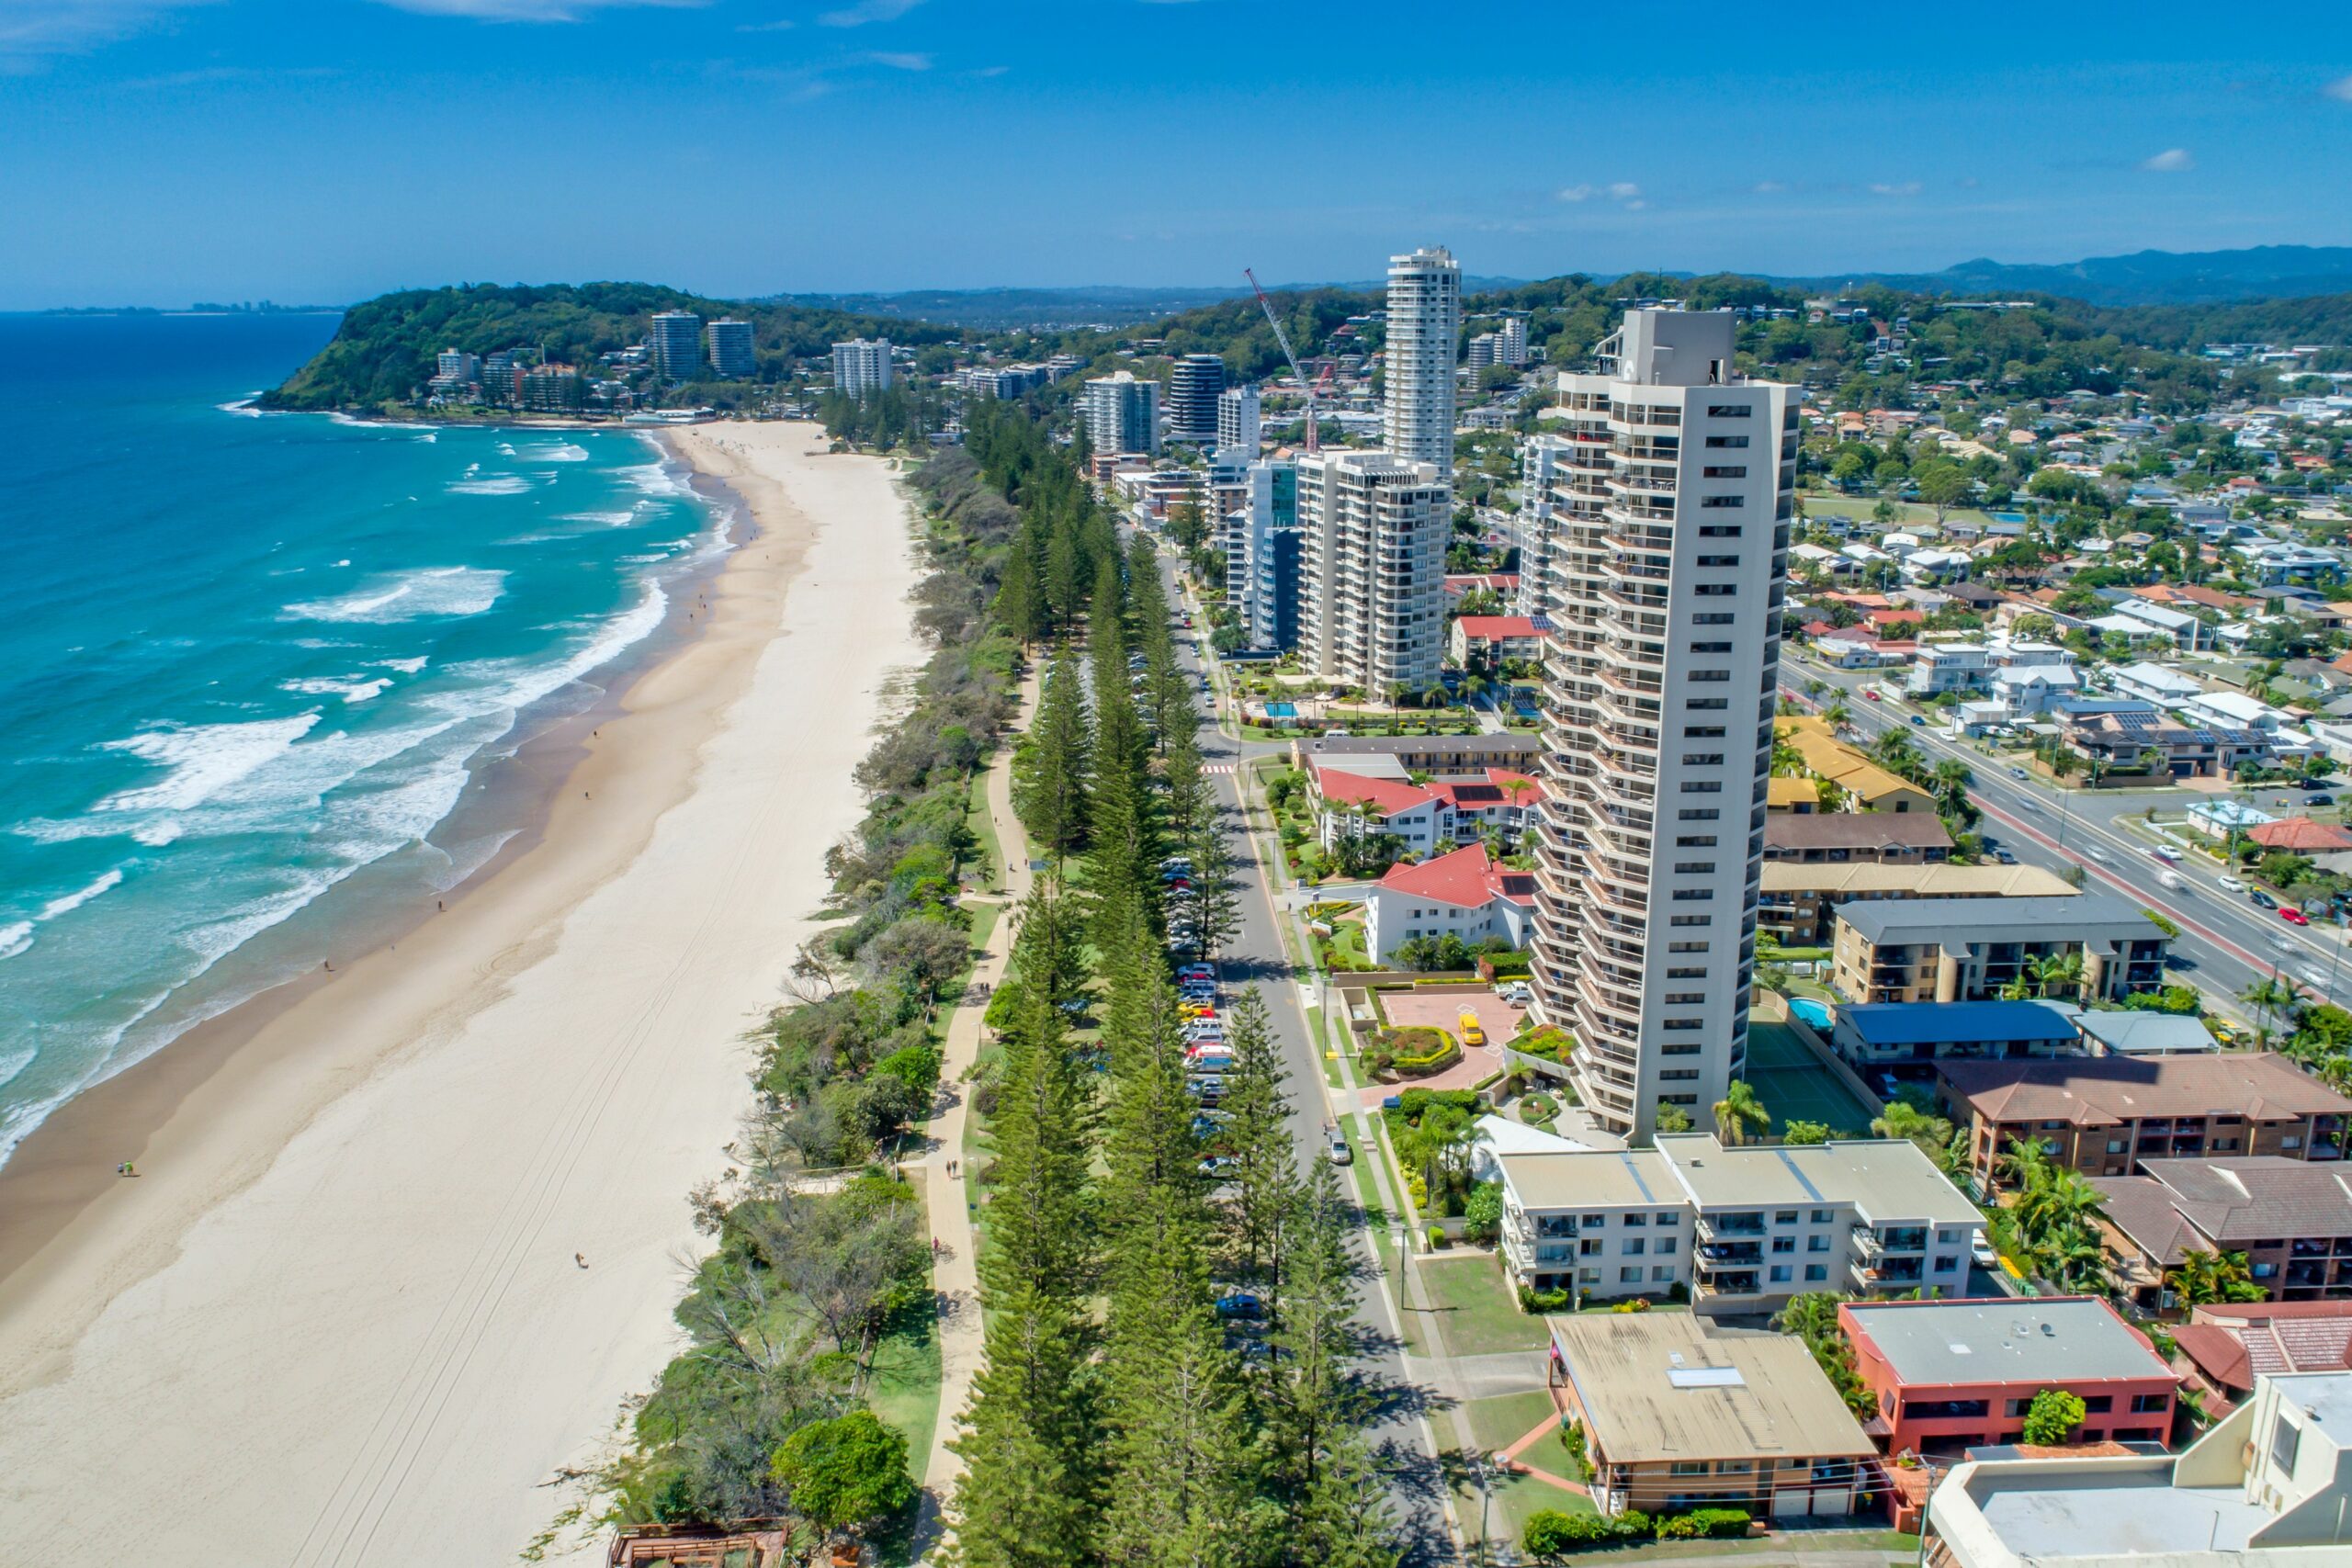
[1782,654,2352,1021]
[1149,544,1456,1563]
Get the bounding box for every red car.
[2281,907,2312,926]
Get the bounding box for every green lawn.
[1745,1018,1877,1135]
[1414,1254,1552,1358]
[962,766,1004,891]
[1799,492,1993,529]
[1464,1389,1570,1460]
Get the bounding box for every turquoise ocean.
[0,313,729,1162]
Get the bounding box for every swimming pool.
[1988,511,2028,525]
[1265,702,1298,718]
[1788,997,1834,1030]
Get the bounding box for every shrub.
[1517,1283,1572,1314]
[1427,1224,1445,1249]
[1656,1514,1708,1540]
[1464,1181,1504,1244]
[1523,1509,1613,1555]
[1613,1509,1650,1539]
[1685,1507,1751,1539]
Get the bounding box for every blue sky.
[2,0,2347,308]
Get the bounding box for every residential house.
[1831,894,2173,1007]
[2066,714,2266,780]
[2073,1011,2222,1057]
[1918,1371,2352,1567]
[1547,1313,1880,1520]
[1761,863,2075,946]
[1765,814,1954,865]
[2183,688,2294,736]
[1309,766,1450,855]
[1936,1055,2352,1194]
[2167,1302,2352,1420]
[2247,817,2352,855]
[1360,843,1535,964]
[1841,1297,2177,1458]
[1290,731,1542,775]
[1447,614,1544,667]
[2092,1156,2352,1309]
[2109,661,2208,707]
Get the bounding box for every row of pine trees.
[948,406,1407,1568]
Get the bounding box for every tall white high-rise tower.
[1382,246,1462,471]
[1525,309,1796,1145]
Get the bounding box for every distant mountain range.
[778,246,2352,328]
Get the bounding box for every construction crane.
[1244,266,1320,453]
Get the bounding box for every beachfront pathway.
[915,669,1037,1536]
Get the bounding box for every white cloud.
[862,49,928,69]
[1753,180,1788,195]
[1868,180,1923,197]
[1607,181,1640,199]
[2141,147,2194,172]
[970,63,1008,77]
[1555,184,1593,202]
[737,17,795,29]
[818,0,920,24]
[0,0,209,64]
[372,0,703,17]
[2324,74,2352,103]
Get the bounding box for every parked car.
[1198,1156,1239,1178]
[1457,1010,1487,1047]
[2308,794,2335,807]
[1216,1291,1263,1320]
[1176,963,1215,981]
[1327,1129,1352,1166]
[1992,848,2018,865]
[2282,906,2312,926]
[1972,1236,1999,1269]
[2252,889,2279,910]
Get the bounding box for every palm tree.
[1998,972,2035,1001]
[1713,1079,1772,1145]
[1822,698,1853,734]
[2241,976,2302,1052]
[2166,1247,2267,1306]
[1871,730,1924,778]
[1805,679,1829,702]
[1871,1099,1953,1156]
[1930,759,1974,811]
[2032,950,2086,1000]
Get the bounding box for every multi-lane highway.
[1784,655,2352,1021]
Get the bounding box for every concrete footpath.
[912,669,1038,1544]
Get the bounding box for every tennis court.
[1744,1018,1876,1135]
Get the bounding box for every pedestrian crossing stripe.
[1204,762,1237,774]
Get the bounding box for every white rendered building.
[706,319,755,379]
[1080,371,1160,457]
[1297,450,1448,694]
[650,311,702,380]
[1167,353,1226,445]
[1382,246,1462,471]
[1216,384,1263,458]
[1516,433,1574,619]
[1527,309,1796,1142]
[831,337,894,399]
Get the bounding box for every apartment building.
[1937,1054,2352,1193]
[1920,1371,2352,1567]
[1759,861,2074,945]
[1080,370,1159,458]
[1229,457,1298,651]
[1382,245,1461,470]
[831,336,894,400]
[1295,450,1447,694]
[1526,309,1796,1141]
[1841,1297,2177,1458]
[649,310,703,380]
[2093,1156,2352,1307]
[705,319,755,379]
[1764,813,1953,865]
[1216,384,1262,457]
[1496,1134,1980,1309]
[1547,1313,1880,1519]
[1515,432,1573,619]
[1831,894,2172,1006]
[1166,352,1226,445]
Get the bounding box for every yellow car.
[1458,1010,1486,1047]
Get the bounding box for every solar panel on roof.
[1666,1368,1745,1389]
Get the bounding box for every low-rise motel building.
[1546,1311,1881,1520]
[1830,893,2173,1006]
[1839,1297,2178,1459]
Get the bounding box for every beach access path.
[0,423,924,1567]
[914,666,1039,1535]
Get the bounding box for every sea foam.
[95,714,324,815]
[449,474,531,497]
[285,566,507,624]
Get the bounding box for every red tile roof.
[1454,615,1542,640]
[1375,844,1536,908]
[1312,766,1436,818]
[2246,817,2352,853]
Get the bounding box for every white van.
[2158,870,2188,893]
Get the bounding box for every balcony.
[1696,1212,1766,1242]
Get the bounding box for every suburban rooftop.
[1842,1296,2169,1386]
[1835,891,2163,945]
[1547,1314,1878,1464]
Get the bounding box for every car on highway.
[2221,874,2247,892]
[2009,766,2028,779]
[2153,845,2183,863]
[2283,907,2312,926]
[1910,713,1927,726]
[2301,967,2331,990]
[2252,889,2279,910]
[2308,794,2335,807]
[2086,847,2111,864]
[1863,689,1881,701]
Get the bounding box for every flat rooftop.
[1969,1471,2265,1556]
[1845,1297,2169,1386]
[1497,1148,1677,1212]
[1657,1134,1981,1225]
[1838,892,2161,946]
[1548,1314,1876,1465]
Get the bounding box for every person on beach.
[117,1162,136,1178]
[575,1253,587,1269]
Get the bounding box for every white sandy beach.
[0,422,921,1563]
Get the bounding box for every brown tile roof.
[2128,1156,2352,1245]
[1765,813,1955,853]
[1939,1054,2352,1128]
[2172,1311,2352,1393]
